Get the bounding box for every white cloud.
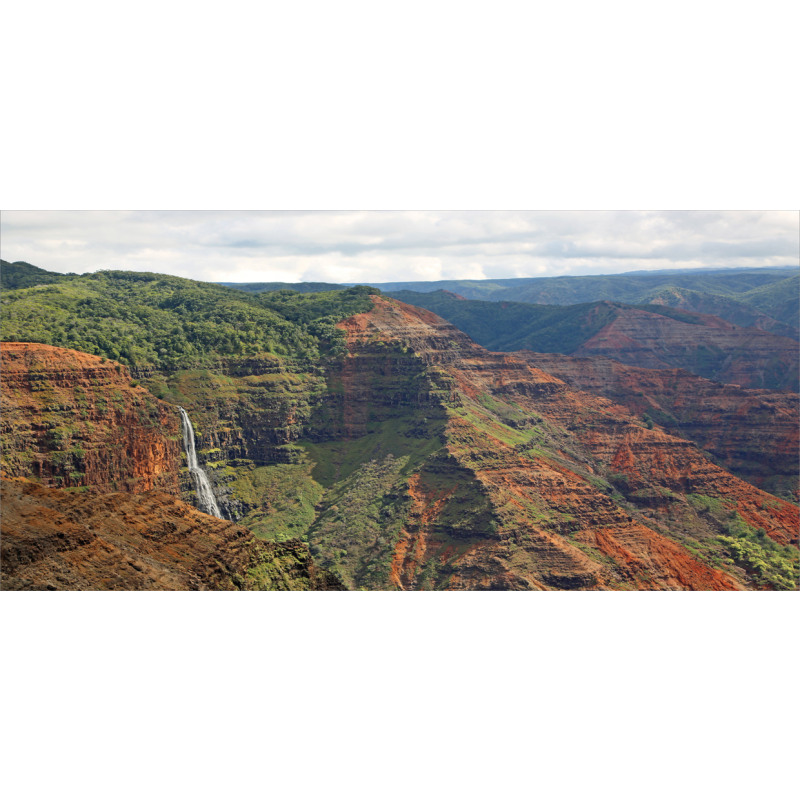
[0,210,796,284]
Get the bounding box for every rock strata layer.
[1,478,344,591]
[517,352,800,501]
[1,342,181,493]
[305,296,798,590]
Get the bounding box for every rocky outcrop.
[0,478,344,591]
[518,353,800,501]
[1,343,181,493]
[311,301,460,442]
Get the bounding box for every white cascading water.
[178,407,223,518]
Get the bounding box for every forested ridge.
[0,265,375,371]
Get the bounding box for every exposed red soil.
[518,352,799,499]
[0,478,344,591]
[390,472,456,590]
[1,342,181,493]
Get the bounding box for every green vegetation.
[232,462,324,542]
[0,270,374,370]
[244,539,340,590]
[740,275,800,329]
[718,535,797,591]
[307,454,412,589]
[640,285,799,338]
[390,291,621,353]
[686,493,727,516]
[687,494,798,589]
[0,260,75,290]
[302,415,442,489]
[218,281,344,294]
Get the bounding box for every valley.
[1,261,798,590]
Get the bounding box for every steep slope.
[3,274,796,590]
[1,342,181,493]
[740,275,800,330]
[518,353,799,501]
[0,478,344,591]
[301,297,798,590]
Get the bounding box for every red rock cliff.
[517,353,799,501]
[1,342,181,493]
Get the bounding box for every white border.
[2,1,798,797]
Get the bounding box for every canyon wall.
[301,297,798,590]
[572,305,799,390]
[1,343,181,493]
[518,353,799,501]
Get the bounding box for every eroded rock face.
[1,343,181,493]
[307,297,798,591]
[0,478,344,591]
[517,353,800,501]
[571,304,799,391]
[145,357,328,520]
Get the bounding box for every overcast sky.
[1,210,797,285]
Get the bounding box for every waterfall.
[178,407,223,518]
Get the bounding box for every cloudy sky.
[1,210,797,285]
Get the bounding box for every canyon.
[0,342,341,591]
[304,297,797,590]
[1,267,797,591]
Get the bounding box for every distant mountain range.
[218,265,800,334]
[6,260,798,330]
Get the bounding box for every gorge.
[1,261,797,591]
